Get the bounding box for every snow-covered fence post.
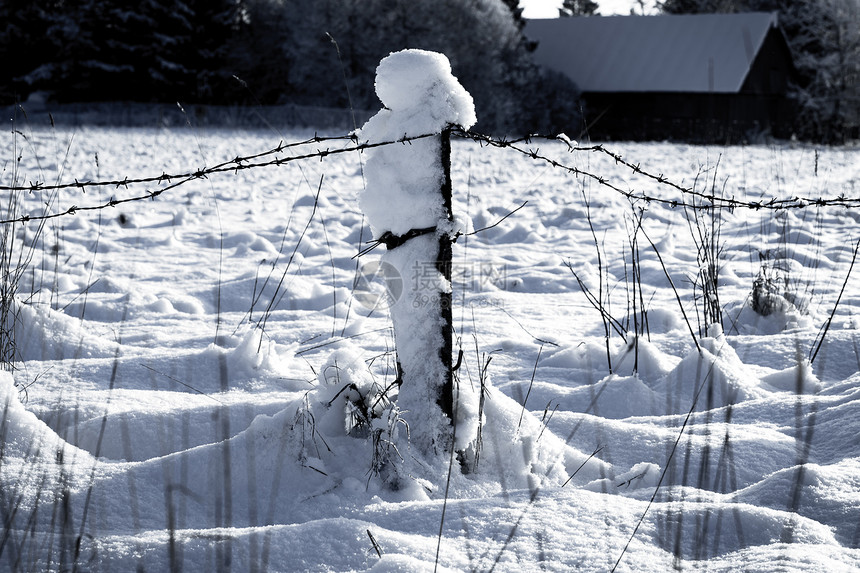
[357,50,476,458]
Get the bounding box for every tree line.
[0,0,580,134]
[2,0,855,140]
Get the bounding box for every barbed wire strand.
[0,132,434,224]
[1,132,354,193]
[451,129,860,211]
[2,129,858,226]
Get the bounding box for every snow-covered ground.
[2,100,860,572]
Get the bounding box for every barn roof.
[524,12,782,94]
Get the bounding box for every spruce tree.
[186,0,243,103]
[0,0,55,103]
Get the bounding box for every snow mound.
[369,554,459,573]
[14,298,118,360]
[202,328,287,381]
[760,360,821,394]
[586,461,661,492]
[315,343,390,438]
[725,298,812,335]
[652,326,766,414]
[0,371,94,466]
[473,382,609,490]
[612,336,679,380]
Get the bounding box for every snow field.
[0,108,859,570]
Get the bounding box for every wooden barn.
[524,13,798,143]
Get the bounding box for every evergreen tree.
[0,0,56,103]
[138,0,195,100]
[273,0,345,107]
[772,0,860,141]
[186,0,245,103]
[41,0,112,102]
[38,0,195,102]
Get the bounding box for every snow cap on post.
[358,49,475,238]
[372,49,476,134]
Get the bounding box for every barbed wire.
[0,132,435,224]
[451,129,860,211]
[2,127,858,225]
[1,132,357,194]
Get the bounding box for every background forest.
[0,0,580,134]
[0,0,857,139]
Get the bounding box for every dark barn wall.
[741,28,796,96]
[581,28,797,143]
[582,92,795,143]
